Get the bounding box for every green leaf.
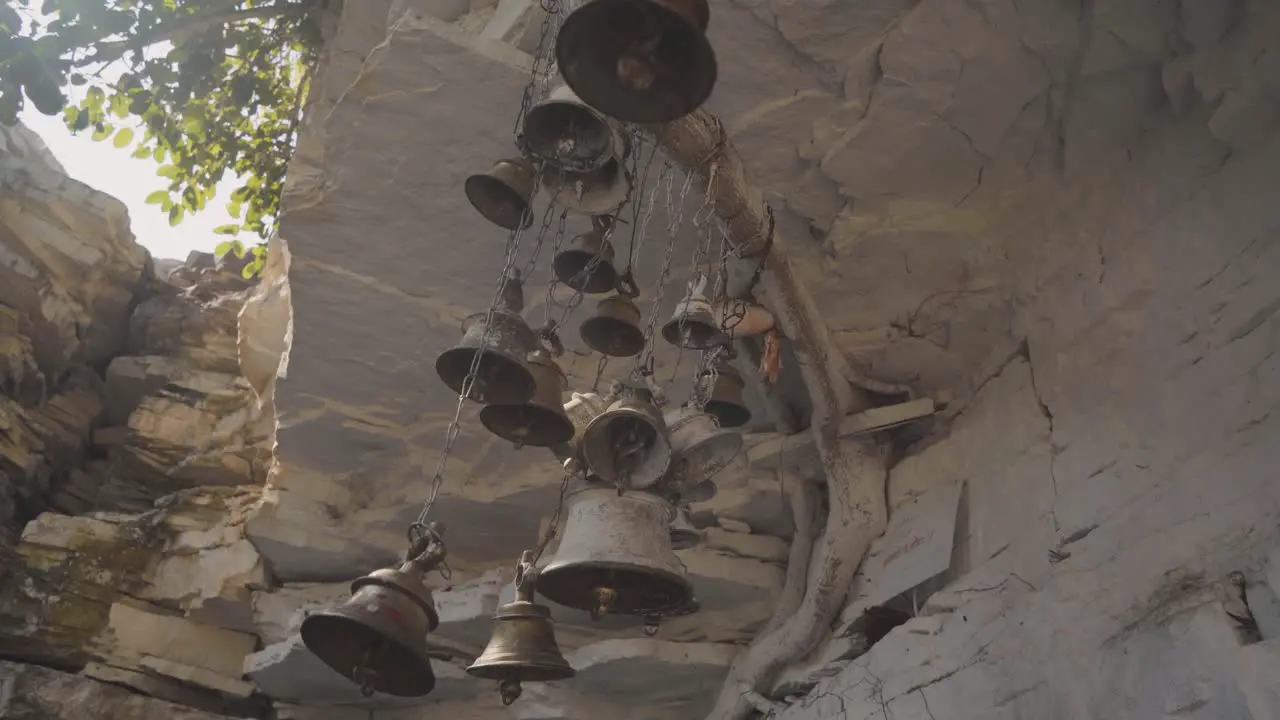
[144,190,168,205]
[112,127,134,148]
[90,123,113,142]
[214,240,235,257]
[213,224,241,236]
[167,204,184,227]
[242,258,264,279]
[156,164,180,180]
[131,144,151,159]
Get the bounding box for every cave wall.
[773,41,1280,720]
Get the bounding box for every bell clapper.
[643,615,661,637]
[499,678,524,706]
[592,586,618,620]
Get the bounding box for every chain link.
[532,467,574,563]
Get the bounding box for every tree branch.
[759,471,819,637]
[83,1,318,67]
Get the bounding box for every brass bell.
[466,158,537,231]
[544,156,632,216]
[662,274,727,350]
[435,270,538,405]
[579,294,645,357]
[555,0,718,124]
[664,403,743,485]
[553,219,620,294]
[468,551,576,706]
[300,525,447,698]
[522,84,625,173]
[580,384,671,489]
[479,348,575,449]
[702,360,751,429]
[539,484,692,617]
[669,505,702,550]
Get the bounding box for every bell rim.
[479,404,576,447]
[555,0,718,125]
[661,317,729,350]
[579,316,646,357]
[536,560,694,615]
[434,346,538,406]
[298,611,439,697]
[465,173,535,231]
[545,159,631,215]
[552,249,620,294]
[465,660,577,682]
[523,100,615,174]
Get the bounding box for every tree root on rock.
[760,471,819,637]
[704,438,888,720]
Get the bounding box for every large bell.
[579,294,645,357]
[544,156,632,215]
[553,221,620,294]
[468,551,575,706]
[539,485,693,617]
[664,403,743,484]
[466,158,537,231]
[479,348,574,449]
[522,84,624,173]
[580,385,671,489]
[300,528,446,698]
[661,274,726,350]
[703,360,751,429]
[435,271,538,405]
[555,0,717,124]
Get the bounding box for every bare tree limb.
[759,471,819,637]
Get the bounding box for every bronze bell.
[661,274,727,350]
[522,84,624,174]
[555,0,717,124]
[702,360,751,429]
[539,485,693,617]
[669,505,702,550]
[479,348,575,449]
[579,294,645,357]
[435,271,538,405]
[466,158,536,231]
[553,220,620,294]
[664,403,743,484]
[468,551,576,706]
[580,384,671,490]
[300,526,446,698]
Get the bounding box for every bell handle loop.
[513,549,539,603]
[405,521,449,578]
[537,321,565,357]
[615,269,640,299]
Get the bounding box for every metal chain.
[532,468,575,564]
[632,166,686,374]
[512,0,562,139]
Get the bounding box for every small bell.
[555,0,718,124]
[544,156,632,216]
[435,271,538,405]
[703,360,751,429]
[479,348,575,449]
[539,485,693,617]
[579,294,645,358]
[468,551,576,706]
[677,478,717,504]
[522,84,624,173]
[553,219,620,294]
[300,525,447,698]
[466,158,537,231]
[669,505,702,550]
[661,274,727,350]
[580,384,671,490]
[664,403,743,486]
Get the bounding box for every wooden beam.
[746,398,939,472]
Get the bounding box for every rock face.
[1,0,1279,717]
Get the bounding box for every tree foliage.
[0,0,327,278]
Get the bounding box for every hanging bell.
[579,294,645,358]
[580,384,671,489]
[468,551,575,706]
[300,525,447,698]
[466,158,537,231]
[703,360,751,429]
[544,155,632,216]
[669,505,702,550]
[555,0,718,124]
[435,271,538,406]
[562,391,610,447]
[661,274,727,350]
[664,403,743,485]
[553,220,620,294]
[479,348,575,449]
[677,477,717,504]
[539,485,693,617]
[522,84,625,174]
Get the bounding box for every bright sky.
[19,106,238,261]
